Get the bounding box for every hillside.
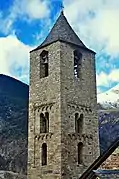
[99,109,119,153]
[0,74,119,174]
[0,74,28,174]
[0,74,28,99]
[97,84,119,153]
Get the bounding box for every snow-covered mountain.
[97,84,119,108]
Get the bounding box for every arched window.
[40,50,49,78]
[40,113,49,133]
[42,143,47,165]
[45,112,49,133]
[78,142,83,164]
[74,50,82,78]
[77,114,83,134]
[75,113,83,134]
[40,113,47,133]
[75,113,79,132]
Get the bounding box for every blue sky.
[0,0,119,94]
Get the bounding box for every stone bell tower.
[27,11,100,179]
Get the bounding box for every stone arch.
[75,113,83,134]
[78,142,83,164]
[74,50,82,78]
[42,143,47,166]
[40,50,49,78]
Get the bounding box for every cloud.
[0,35,32,84]
[1,0,119,89]
[97,69,119,88]
[0,0,50,34]
[12,0,50,20]
[96,72,110,87]
[63,0,119,92]
[64,0,119,56]
[109,69,119,83]
[97,87,102,94]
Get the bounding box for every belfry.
[27,11,100,179]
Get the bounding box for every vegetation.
[0,74,119,173]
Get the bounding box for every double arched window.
[40,50,49,78]
[75,113,83,134]
[40,112,49,133]
[74,50,82,78]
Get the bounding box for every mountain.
[0,74,119,174]
[97,84,119,153]
[97,84,119,109]
[0,74,28,99]
[98,109,119,153]
[0,74,28,174]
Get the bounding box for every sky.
[0,0,119,94]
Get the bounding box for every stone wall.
[27,40,100,179]
[28,42,62,179]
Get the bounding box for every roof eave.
[30,39,96,54]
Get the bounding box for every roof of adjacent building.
[94,169,119,174]
[31,11,95,53]
[79,137,119,179]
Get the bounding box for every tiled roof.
[79,137,119,179]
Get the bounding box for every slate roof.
[94,170,119,178]
[94,169,119,175]
[32,11,93,52]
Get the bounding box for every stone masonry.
[27,11,100,179]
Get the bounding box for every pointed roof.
[32,11,94,53]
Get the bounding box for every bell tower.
[27,11,100,179]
